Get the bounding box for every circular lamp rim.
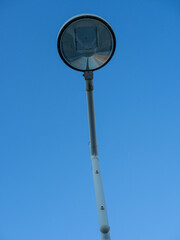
[57,14,116,72]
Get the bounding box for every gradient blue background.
[0,1,180,240]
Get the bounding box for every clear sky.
[0,0,180,240]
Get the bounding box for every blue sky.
[0,0,180,240]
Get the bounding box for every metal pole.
[84,71,111,240]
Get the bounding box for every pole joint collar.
[84,71,94,92]
[83,71,93,80]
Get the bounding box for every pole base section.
[101,232,111,240]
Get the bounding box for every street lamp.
[57,14,116,240]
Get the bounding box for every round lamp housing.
[57,14,116,72]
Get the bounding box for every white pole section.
[84,71,111,240]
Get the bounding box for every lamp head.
[57,14,116,72]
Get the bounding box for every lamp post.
[57,14,116,240]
